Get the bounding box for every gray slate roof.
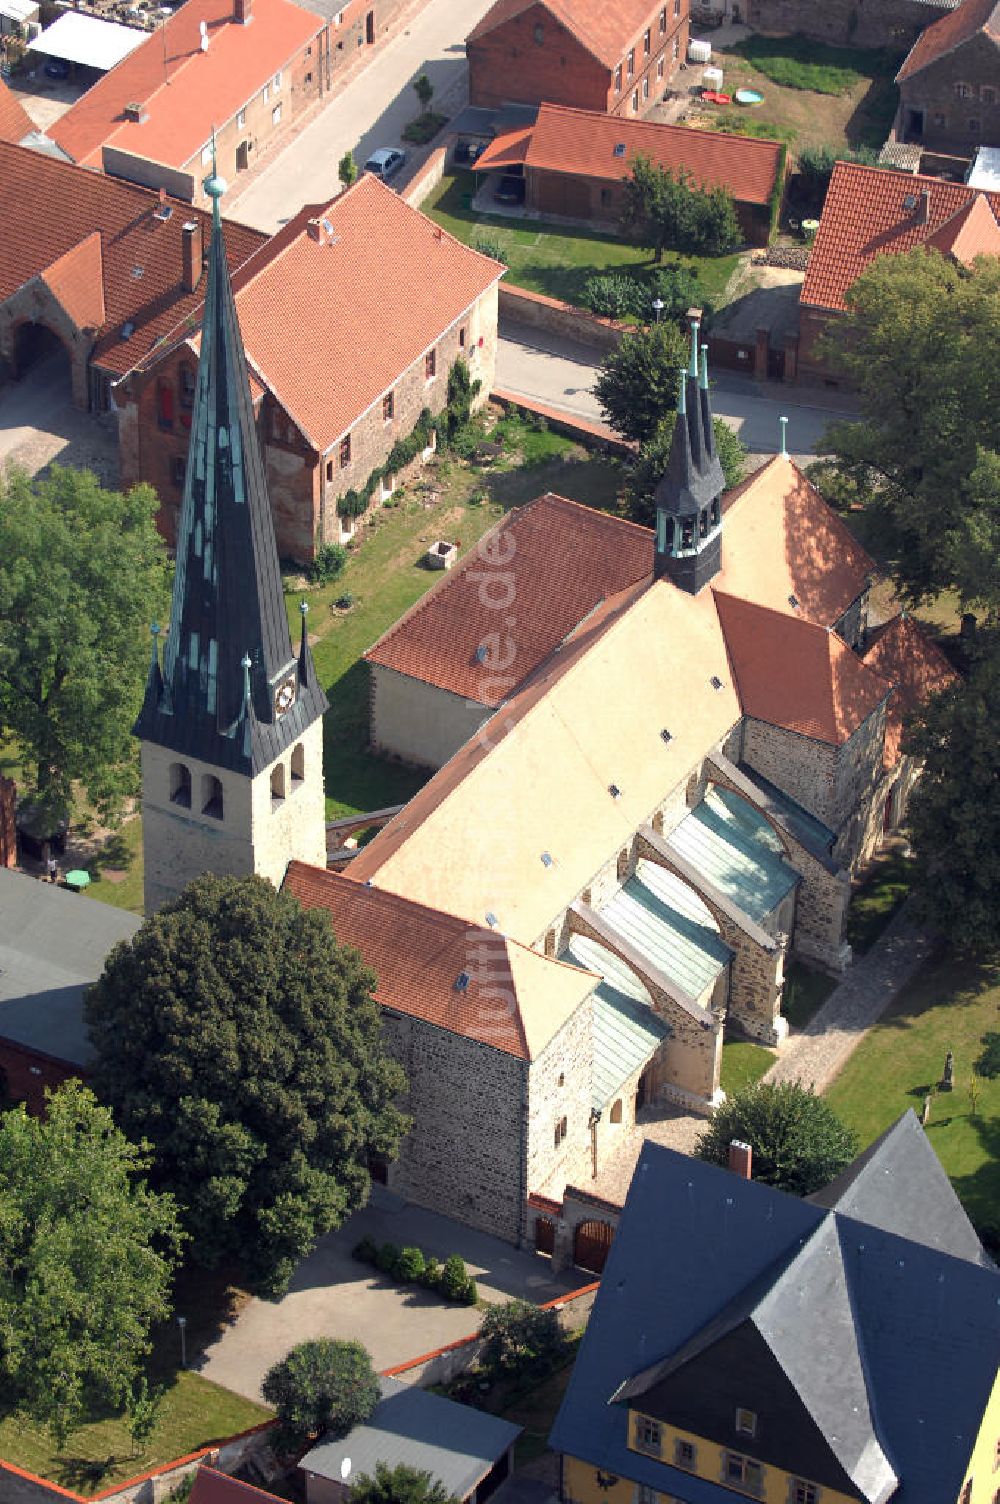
[300,1378,521,1500]
[0,869,140,1066]
[549,1116,1000,1504]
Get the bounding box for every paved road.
[496,322,858,462]
[228,0,495,231]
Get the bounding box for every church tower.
[653,315,725,595]
[135,161,329,914]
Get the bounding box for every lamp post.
[178,1315,187,1370]
[651,297,665,324]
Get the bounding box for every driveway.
[199,1188,580,1402]
[495,323,857,463]
[227,0,497,232]
[0,354,119,485]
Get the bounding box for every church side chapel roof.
[862,612,959,767]
[549,1120,999,1504]
[283,862,598,1060]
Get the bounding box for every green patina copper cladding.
[564,933,670,1111]
[669,785,800,924]
[134,168,327,775]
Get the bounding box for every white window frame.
[272,102,282,125]
[262,81,270,102]
[273,69,282,88]
[237,106,246,128]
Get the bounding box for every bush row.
[353,1237,478,1304]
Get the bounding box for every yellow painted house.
[550,1113,1000,1504]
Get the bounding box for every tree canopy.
[262,1338,379,1448]
[351,1462,459,1504]
[0,465,169,828]
[903,642,1000,954]
[621,414,747,527]
[594,322,688,445]
[620,154,741,260]
[478,1299,566,1378]
[819,250,1000,612]
[0,1081,181,1445]
[695,1081,858,1196]
[86,874,408,1298]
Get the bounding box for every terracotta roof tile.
[861,612,959,766]
[896,0,1000,79]
[468,0,667,69]
[365,492,654,702]
[713,590,892,745]
[923,191,1000,260]
[190,1469,285,1504]
[478,102,783,207]
[49,0,323,171]
[283,862,596,1058]
[0,143,265,377]
[229,175,503,450]
[40,232,106,332]
[801,162,1000,313]
[0,79,31,144]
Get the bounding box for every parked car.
[363,148,406,181]
[43,57,71,79]
[493,174,525,205]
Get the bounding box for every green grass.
[81,817,144,916]
[846,847,916,955]
[0,1371,268,1496]
[782,960,837,1029]
[721,1039,775,1093]
[709,110,799,144]
[728,34,895,95]
[825,955,1000,1233]
[424,171,740,312]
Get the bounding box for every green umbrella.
[64,869,92,891]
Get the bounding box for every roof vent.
[485,911,498,928]
[474,644,488,664]
[123,100,148,124]
[788,592,799,608]
[710,675,723,690]
[613,142,626,157]
[660,728,672,743]
[454,971,471,992]
[154,203,173,222]
[608,783,621,799]
[903,192,918,210]
[120,321,135,340]
[131,265,145,280]
[541,851,553,867]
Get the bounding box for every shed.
[300,1378,522,1504]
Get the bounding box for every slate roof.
[283,862,599,1060]
[301,1377,521,1499]
[49,0,323,171]
[0,868,140,1067]
[0,142,266,378]
[801,162,1000,313]
[896,0,1000,79]
[133,181,327,774]
[861,612,958,767]
[476,102,784,207]
[549,1120,999,1504]
[0,78,31,144]
[467,0,665,70]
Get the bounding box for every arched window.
[169,762,192,808]
[202,774,224,820]
[291,743,305,783]
[610,1099,623,1124]
[271,764,286,804]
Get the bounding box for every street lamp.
[651,297,665,324]
[177,1315,187,1370]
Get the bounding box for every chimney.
[234,0,252,22]
[123,100,148,123]
[728,1140,753,1180]
[182,220,203,293]
[918,188,931,225]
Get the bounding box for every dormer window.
[735,1407,757,1438]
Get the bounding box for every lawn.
[729,34,896,95]
[422,171,741,313]
[0,1371,268,1496]
[825,955,1000,1234]
[846,846,916,955]
[721,1039,775,1093]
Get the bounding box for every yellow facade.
[957,1368,1000,1504]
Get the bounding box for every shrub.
[396,1246,426,1283]
[478,1299,565,1376]
[335,592,355,610]
[976,1031,1000,1079]
[376,1241,401,1276]
[795,144,878,213]
[463,1278,479,1306]
[262,1338,380,1447]
[352,1235,378,1264]
[351,1461,460,1504]
[583,273,646,321]
[471,231,507,264]
[439,1253,469,1301]
[338,488,369,520]
[446,358,480,439]
[308,541,347,584]
[420,1255,442,1289]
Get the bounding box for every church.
[134,159,955,1248]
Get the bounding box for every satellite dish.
[341,1458,352,1481]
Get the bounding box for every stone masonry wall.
[526,997,595,1199]
[742,717,839,827]
[746,0,949,48]
[0,279,92,408]
[831,700,888,838]
[898,35,1000,156]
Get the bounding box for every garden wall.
[498,285,627,355]
[402,143,453,208]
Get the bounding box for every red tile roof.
[364,492,654,702]
[801,162,1000,312]
[0,79,31,144]
[923,191,1000,260]
[897,0,1000,80]
[468,0,666,69]
[861,612,959,766]
[283,862,597,1058]
[477,102,784,207]
[190,1468,284,1504]
[40,232,106,332]
[0,142,266,377]
[713,590,892,745]
[49,0,323,171]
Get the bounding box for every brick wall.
[469,3,612,111]
[898,37,1000,155]
[0,1038,85,1116]
[528,167,770,244]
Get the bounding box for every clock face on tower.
[274,676,297,716]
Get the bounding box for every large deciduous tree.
[86,875,409,1298]
[620,153,741,260]
[594,323,688,445]
[695,1081,858,1196]
[351,1463,460,1504]
[262,1338,379,1448]
[819,250,1000,611]
[0,1082,181,1445]
[0,465,169,828]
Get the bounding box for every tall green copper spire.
[135,156,328,773]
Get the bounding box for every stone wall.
[0,277,92,408]
[369,663,493,769]
[898,35,1000,156]
[745,0,950,48]
[499,283,626,354]
[742,717,839,828]
[831,699,888,839]
[526,997,596,1198]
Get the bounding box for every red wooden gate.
[574,1218,615,1274]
